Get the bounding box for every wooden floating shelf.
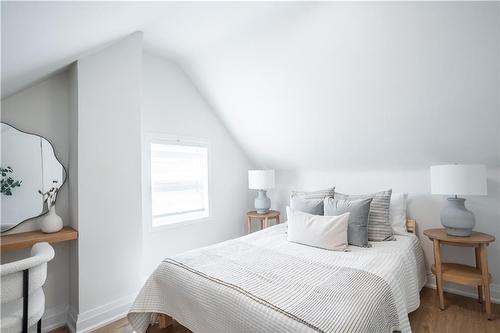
[1,227,78,253]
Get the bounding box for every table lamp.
[430,164,487,236]
[248,170,275,214]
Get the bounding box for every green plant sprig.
[1,166,22,196]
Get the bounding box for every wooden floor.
[408,287,500,333]
[51,288,499,333]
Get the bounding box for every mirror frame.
[1,121,67,233]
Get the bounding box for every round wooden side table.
[246,210,280,233]
[423,228,495,320]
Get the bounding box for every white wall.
[1,71,72,330]
[141,52,253,276]
[73,33,143,331]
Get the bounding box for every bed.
[128,220,426,333]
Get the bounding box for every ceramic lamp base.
[441,197,475,237]
[255,190,271,214]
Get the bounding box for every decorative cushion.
[286,206,349,251]
[334,189,393,241]
[390,193,408,235]
[289,187,335,215]
[289,196,324,215]
[324,197,372,247]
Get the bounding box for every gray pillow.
[290,196,324,215]
[334,189,393,241]
[324,197,372,247]
[289,188,335,215]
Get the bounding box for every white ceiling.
[2,2,499,171]
[1,1,305,98]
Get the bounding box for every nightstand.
[246,210,280,233]
[424,228,495,319]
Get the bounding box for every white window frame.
[144,133,211,232]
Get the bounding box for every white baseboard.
[42,304,69,331]
[66,305,78,333]
[425,271,500,304]
[66,293,136,333]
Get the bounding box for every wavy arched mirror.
[1,122,66,232]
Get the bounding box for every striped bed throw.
[128,223,421,333]
[163,252,400,333]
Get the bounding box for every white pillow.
[286,206,349,251]
[390,193,408,235]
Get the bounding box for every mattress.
[129,223,426,333]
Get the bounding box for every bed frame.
[156,219,418,329]
[406,219,416,234]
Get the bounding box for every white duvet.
[129,223,426,333]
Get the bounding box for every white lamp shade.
[248,170,275,189]
[430,164,487,196]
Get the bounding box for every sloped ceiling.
[1,1,304,97]
[2,2,499,171]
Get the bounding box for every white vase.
[40,204,63,233]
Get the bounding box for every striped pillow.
[290,188,335,200]
[334,189,393,241]
[290,188,335,215]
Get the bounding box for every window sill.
[148,216,211,233]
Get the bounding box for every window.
[148,138,209,227]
